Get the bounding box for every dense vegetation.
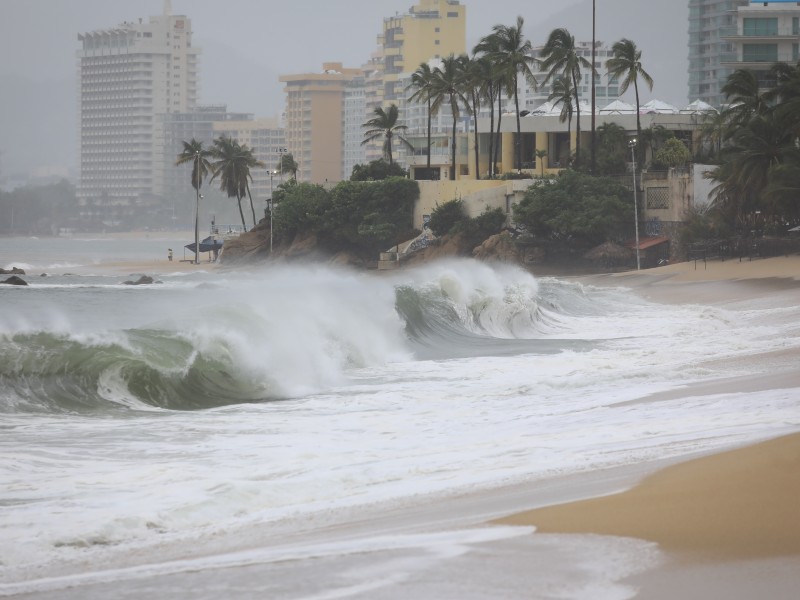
[513,170,634,247]
[693,61,800,239]
[271,177,419,259]
[428,199,507,249]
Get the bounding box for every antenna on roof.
[164,0,172,16]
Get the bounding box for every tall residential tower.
[688,0,749,106]
[77,3,199,205]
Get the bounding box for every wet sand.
[507,255,800,597]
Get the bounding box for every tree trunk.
[236,195,247,232]
[495,93,503,175]
[514,74,522,173]
[450,112,457,181]
[634,79,643,165]
[426,97,432,169]
[572,69,581,167]
[472,92,480,180]
[247,186,257,229]
[487,84,495,177]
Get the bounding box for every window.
[794,17,799,36]
[447,11,458,17]
[742,18,777,37]
[794,44,799,62]
[742,43,778,63]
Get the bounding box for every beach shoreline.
[498,254,800,597]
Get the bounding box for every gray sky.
[0,0,688,177]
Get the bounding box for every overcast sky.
[0,0,688,177]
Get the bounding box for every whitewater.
[1,237,799,599]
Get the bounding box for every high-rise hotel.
[76,1,199,205]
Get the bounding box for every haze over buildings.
[1,0,692,187]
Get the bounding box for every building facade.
[77,3,199,205]
[721,1,800,88]
[280,63,363,184]
[689,0,753,107]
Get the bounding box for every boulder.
[1,275,28,286]
[0,267,25,275]
[472,232,521,263]
[122,275,154,285]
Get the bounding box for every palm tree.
[483,17,538,172]
[606,38,653,163]
[700,110,729,160]
[277,152,299,181]
[540,28,592,167]
[361,104,413,166]
[430,55,464,181]
[710,112,799,222]
[721,68,770,128]
[473,33,506,177]
[175,139,213,264]
[535,149,547,177]
[548,76,574,163]
[239,144,266,227]
[406,63,436,170]
[457,54,486,179]
[209,136,261,231]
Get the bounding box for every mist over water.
[1,239,799,598]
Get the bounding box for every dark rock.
[0,267,25,275]
[122,275,154,285]
[1,275,28,286]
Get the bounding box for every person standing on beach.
[168,248,173,262]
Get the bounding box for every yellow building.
[381,0,466,102]
[280,63,363,184]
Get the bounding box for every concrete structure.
[280,63,363,184]
[721,1,800,88]
[77,1,199,205]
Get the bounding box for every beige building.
[77,1,199,205]
[280,63,363,184]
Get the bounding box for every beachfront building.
[522,41,622,113]
[280,63,364,184]
[721,1,800,89]
[76,1,199,206]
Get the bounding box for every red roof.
[624,236,670,251]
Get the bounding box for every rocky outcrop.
[122,275,154,285]
[472,232,522,263]
[0,267,25,275]
[1,275,28,286]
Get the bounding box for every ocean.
[1,235,798,599]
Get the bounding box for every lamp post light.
[628,138,641,271]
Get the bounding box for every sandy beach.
[498,255,800,598]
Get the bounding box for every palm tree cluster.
[707,62,800,229]
[397,18,651,179]
[176,136,267,233]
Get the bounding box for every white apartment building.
[721,0,800,88]
[342,76,368,180]
[689,0,750,107]
[76,2,199,205]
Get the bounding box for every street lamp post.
[268,170,277,253]
[194,150,200,265]
[628,138,641,271]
